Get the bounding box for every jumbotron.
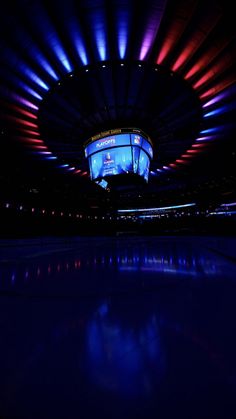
[84,128,153,189]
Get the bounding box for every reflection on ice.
[0,238,228,287]
[0,237,236,418]
[84,302,164,396]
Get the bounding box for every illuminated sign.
[96,138,116,148]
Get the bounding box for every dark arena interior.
[1,1,236,418]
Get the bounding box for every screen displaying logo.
[96,138,116,148]
[86,131,153,183]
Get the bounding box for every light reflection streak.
[171,10,221,72]
[139,3,165,61]
[69,19,88,65]
[90,8,107,61]
[11,94,39,111]
[117,8,129,59]
[2,248,221,289]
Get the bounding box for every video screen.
[85,132,153,182]
[132,146,140,173]
[85,134,130,158]
[89,146,132,180]
[95,179,109,189]
[138,149,150,181]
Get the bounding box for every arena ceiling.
[1,0,236,210]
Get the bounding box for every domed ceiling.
[1,0,236,209]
